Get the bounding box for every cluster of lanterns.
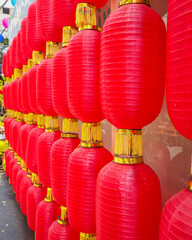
[2,0,192,239]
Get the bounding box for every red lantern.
[67,29,104,123]
[26,126,44,174]
[3,84,8,110]
[67,146,113,233]
[37,130,61,188]
[36,0,62,43]
[96,1,166,239]
[5,151,14,177]
[51,137,80,206]
[100,3,166,130]
[9,156,17,185]
[37,59,57,116]
[166,0,192,140]
[12,159,22,191]
[70,0,108,9]
[159,186,192,239]
[19,122,37,162]
[21,71,32,114]
[4,148,11,159]
[27,1,46,53]
[16,165,27,203]
[21,17,33,60]
[17,30,28,66]
[27,175,47,231]
[4,117,12,142]
[51,0,76,28]
[20,172,33,215]
[28,65,42,114]
[35,189,60,240]
[48,218,80,240]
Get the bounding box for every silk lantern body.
[36,0,62,43]
[35,198,60,240]
[166,0,192,140]
[28,65,42,114]
[16,169,27,203]
[12,161,22,191]
[20,174,33,215]
[9,156,17,185]
[67,29,104,122]
[96,162,161,240]
[100,4,166,129]
[27,184,47,231]
[67,146,113,233]
[27,2,46,52]
[12,120,24,153]
[21,17,33,60]
[5,151,14,177]
[159,188,192,239]
[37,131,61,188]
[51,0,76,28]
[52,48,75,119]
[26,127,44,173]
[51,137,80,206]
[21,72,32,114]
[48,220,80,240]
[37,59,57,116]
[19,123,37,162]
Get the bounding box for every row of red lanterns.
[3,0,192,239]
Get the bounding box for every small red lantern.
[20,171,33,215]
[27,174,47,231]
[35,188,60,240]
[16,161,27,203]
[5,151,14,177]
[12,157,22,191]
[48,207,80,240]
[21,17,33,60]
[9,155,17,186]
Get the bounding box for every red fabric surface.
[96,162,161,240]
[16,169,27,203]
[17,30,28,66]
[52,47,75,119]
[166,0,192,140]
[12,163,22,191]
[67,30,104,122]
[27,2,46,52]
[100,4,166,129]
[51,0,76,28]
[28,65,42,114]
[48,220,80,240]
[27,185,47,231]
[21,71,33,113]
[5,151,14,177]
[36,0,62,42]
[51,137,80,206]
[67,146,113,233]
[19,123,37,161]
[37,131,61,188]
[159,189,192,239]
[12,120,25,154]
[3,84,8,109]
[26,127,45,174]
[37,59,57,116]
[35,199,60,240]
[21,17,33,59]
[20,174,33,215]
[9,157,17,185]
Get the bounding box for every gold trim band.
[114,156,143,164]
[61,133,78,138]
[81,141,103,148]
[119,0,151,6]
[79,25,101,32]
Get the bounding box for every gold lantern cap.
[80,233,96,240]
[33,51,44,65]
[46,41,60,59]
[119,0,151,7]
[61,118,79,138]
[45,188,55,202]
[62,26,78,47]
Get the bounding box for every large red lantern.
[21,17,33,60]
[96,1,166,239]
